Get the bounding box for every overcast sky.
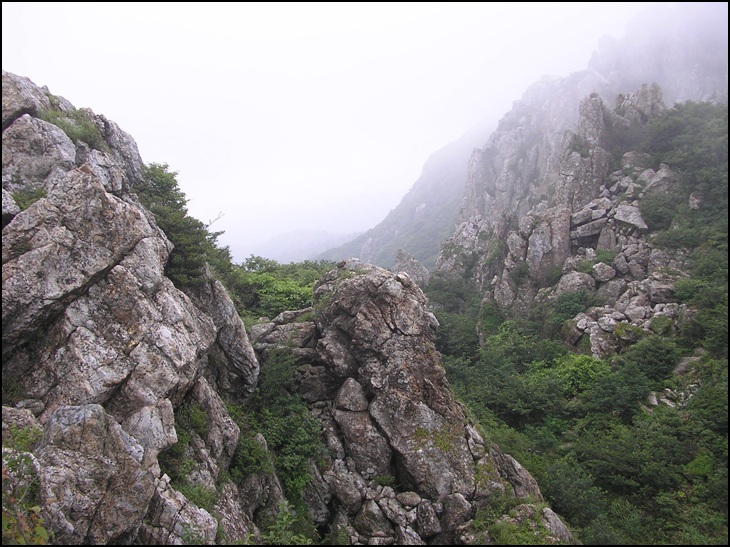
[3,2,663,262]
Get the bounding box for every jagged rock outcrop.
[436,78,704,358]
[251,258,568,544]
[2,70,260,543]
[434,5,727,359]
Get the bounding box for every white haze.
[3,1,681,263]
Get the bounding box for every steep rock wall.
[2,70,259,543]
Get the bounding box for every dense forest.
[129,101,726,544]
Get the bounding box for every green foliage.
[433,310,480,362]
[175,482,218,514]
[10,187,47,212]
[593,249,618,265]
[224,257,336,323]
[259,501,315,545]
[639,191,681,231]
[649,314,673,335]
[485,501,559,545]
[39,105,108,152]
[511,261,530,285]
[229,431,275,483]
[548,354,611,399]
[135,163,217,287]
[158,400,209,485]
[177,401,209,438]
[229,348,326,524]
[639,102,728,260]
[586,362,651,420]
[530,290,604,339]
[543,458,606,527]
[425,273,482,362]
[2,427,51,545]
[620,335,682,382]
[371,475,397,488]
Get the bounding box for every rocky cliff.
[435,3,727,354]
[2,71,568,545]
[436,73,725,359]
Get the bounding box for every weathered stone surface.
[526,208,571,280]
[642,163,678,196]
[2,115,76,190]
[2,70,53,130]
[334,408,392,479]
[186,278,259,399]
[2,166,160,360]
[555,271,596,295]
[490,444,542,500]
[248,257,567,540]
[335,377,369,411]
[36,405,155,545]
[188,377,240,482]
[139,475,217,545]
[416,500,442,538]
[613,203,648,230]
[571,217,608,239]
[395,248,431,286]
[3,71,265,545]
[213,481,258,543]
[354,499,394,537]
[324,462,365,515]
[592,261,616,282]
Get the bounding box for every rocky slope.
[435,3,727,355]
[436,78,723,359]
[2,70,568,545]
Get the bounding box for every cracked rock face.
[3,70,260,543]
[253,258,551,544]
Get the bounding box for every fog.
[3,2,714,263]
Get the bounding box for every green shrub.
[39,106,108,152]
[176,482,218,514]
[639,191,681,231]
[230,432,275,483]
[135,163,216,287]
[622,336,682,382]
[594,249,618,265]
[511,262,530,285]
[10,187,47,212]
[649,314,673,335]
[543,458,606,527]
[178,402,209,438]
[2,426,51,545]
[259,501,315,545]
